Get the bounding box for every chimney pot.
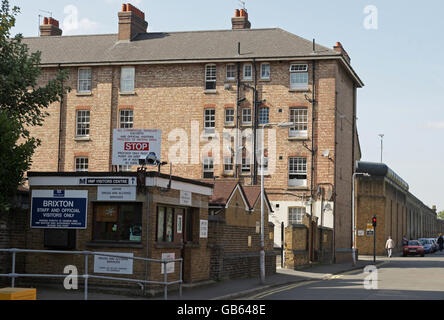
[118,3,148,41]
[235,9,240,17]
[43,17,48,25]
[232,9,251,29]
[40,16,62,36]
[122,4,127,12]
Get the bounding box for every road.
[244,250,444,300]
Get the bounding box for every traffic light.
[372,216,377,227]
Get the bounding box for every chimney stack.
[118,3,148,41]
[232,9,251,30]
[334,42,351,64]
[40,17,62,36]
[432,205,437,213]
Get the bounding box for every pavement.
[27,255,385,300]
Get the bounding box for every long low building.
[355,161,444,256]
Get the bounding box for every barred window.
[205,65,217,90]
[204,109,215,134]
[224,156,233,173]
[289,108,308,137]
[288,207,306,225]
[259,107,269,125]
[288,157,307,187]
[76,110,90,137]
[75,157,89,172]
[78,68,92,93]
[120,109,134,129]
[203,157,214,179]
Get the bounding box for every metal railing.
[0,248,183,300]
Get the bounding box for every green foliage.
[0,0,70,213]
[438,211,444,220]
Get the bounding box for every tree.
[0,0,70,213]
[438,211,444,221]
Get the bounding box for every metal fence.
[0,248,183,300]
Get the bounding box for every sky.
[9,0,444,211]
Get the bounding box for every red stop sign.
[124,142,150,151]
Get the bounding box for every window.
[76,110,90,137]
[242,108,252,125]
[289,108,308,137]
[157,206,174,242]
[243,64,253,80]
[204,108,215,134]
[205,65,217,90]
[93,203,142,242]
[259,107,269,125]
[226,64,236,81]
[288,157,307,187]
[203,157,214,179]
[78,68,92,93]
[225,108,235,125]
[290,64,308,90]
[75,157,88,172]
[260,63,270,79]
[242,156,251,174]
[120,109,134,129]
[121,67,135,93]
[224,156,233,174]
[288,207,306,225]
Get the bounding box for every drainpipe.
[333,91,338,263]
[309,61,316,262]
[57,64,64,172]
[252,59,258,185]
[235,61,241,179]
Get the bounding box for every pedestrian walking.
[437,235,444,252]
[385,236,395,258]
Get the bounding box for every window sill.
[225,79,236,83]
[155,243,183,249]
[289,88,310,93]
[259,78,271,82]
[76,92,92,96]
[222,172,234,177]
[287,186,309,191]
[288,136,309,141]
[85,241,143,249]
[74,137,91,142]
[241,123,252,127]
[119,91,136,96]
[224,123,235,128]
[204,90,218,94]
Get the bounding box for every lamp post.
[378,134,384,163]
[352,171,370,266]
[258,121,294,284]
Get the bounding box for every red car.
[403,240,425,257]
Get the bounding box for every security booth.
[24,171,213,295]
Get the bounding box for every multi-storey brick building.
[23,4,364,264]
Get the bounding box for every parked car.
[403,240,425,257]
[418,238,435,254]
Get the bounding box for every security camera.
[139,152,160,166]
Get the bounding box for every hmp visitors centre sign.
[31,190,88,229]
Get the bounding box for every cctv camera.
[139,152,160,166]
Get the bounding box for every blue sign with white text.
[31,190,88,229]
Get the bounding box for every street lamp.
[378,134,384,163]
[352,171,370,266]
[257,121,295,284]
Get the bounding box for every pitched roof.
[242,185,273,212]
[22,28,339,66]
[209,180,239,206]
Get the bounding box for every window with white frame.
[203,157,214,179]
[223,156,234,174]
[75,157,89,172]
[289,108,308,137]
[226,64,236,81]
[76,110,90,137]
[204,108,215,134]
[288,157,307,187]
[288,207,306,225]
[225,108,235,125]
[78,68,92,93]
[259,107,269,125]
[205,65,217,90]
[242,108,252,125]
[289,64,308,90]
[242,156,251,174]
[260,63,270,80]
[243,64,253,80]
[119,109,134,129]
[121,67,135,93]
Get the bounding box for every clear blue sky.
[10,0,444,211]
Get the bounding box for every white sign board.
[112,129,161,166]
[160,253,175,274]
[200,220,208,238]
[97,186,136,201]
[93,252,134,275]
[180,190,192,206]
